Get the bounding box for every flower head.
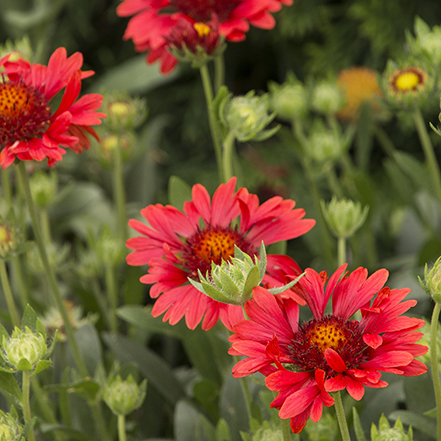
[371,414,413,441]
[126,177,315,330]
[337,67,384,121]
[0,47,106,168]
[117,0,293,73]
[229,265,427,433]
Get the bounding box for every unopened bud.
[103,374,147,416]
[0,410,23,441]
[371,415,413,441]
[311,81,344,115]
[29,171,57,208]
[269,81,308,121]
[419,256,441,303]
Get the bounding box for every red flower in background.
[0,48,106,168]
[117,0,293,73]
[126,177,315,330]
[230,265,428,433]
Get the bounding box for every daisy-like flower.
[0,47,106,168]
[126,177,315,330]
[116,0,293,73]
[337,67,383,121]
[230,265,428,433]
[389,66,427,95]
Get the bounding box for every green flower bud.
[371,415,413,441]
[98,133,136,166]
[406,17,441,68]
[29,171,58,208]
[252,427,283,441]
[3,327,47,371]
[27,242,70,276]
[269,81,309,121]
[0,36,33,62]
[311,81,345,115]
[0,410,24,441]
[321,197,369,239]
[419,256,441,303]
[304,412,338,441]
[102,92,147,133]
[189,245,267,305]
[103,374,147,416]
[416,319,441,367]
[219,91,279,142]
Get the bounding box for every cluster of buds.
[268,75,309,122]
[419,256,441,304]
[166,15,225,68]
[217,88,279,142]
[0,316,55,374]
[190,243,303,305]
[321,197,369,239]
[103,373,147,416]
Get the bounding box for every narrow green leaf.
[21,305,37,332]
[39,424,93,441]
[102,333,186,405]
[0,371,22,401]
[352,407,367,441]
[216,418,231,441]
[33,360,52,376]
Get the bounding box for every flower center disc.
[171,0,240,22]
[183,226,254,279]
[289,315,369,373]
[0,81,51,146]
[395,72,421,91]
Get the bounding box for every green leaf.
[16,358,32,371]
[174,400,212,441]
[0,371,22,401]
[39,424,93,441]
[168,176,192,211]
[352,407,367,441]
[102,333,186,405]
[90,55,178,94]
[33,360,52,376]
[216,418,231,441]
[21,305,37,332]
[70,324,102,375]
[46,379,101,402]
[389,410,436,438]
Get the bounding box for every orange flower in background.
[0,48,106,168]
[337,67,383,121]
[117,0,293,73]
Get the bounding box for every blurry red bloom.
[117,0,293,73]
[126,177,315,330]
[230,265,428,433]
[0,48,106,168]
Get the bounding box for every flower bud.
[89,227,125,268]
[321,197,369,239]
[0,410,23,441]
[189,245,267,305]
[102,92,147,133]
[252,427,283,441]
[419,256,441,303]
[103,374,147,416]
[3,327,47,371]
[29,171,58,208]
[269,80,308,121]
[304,412,338,440]
[311,81,345,115]
[219,90,279,142]
[406,17,441,68]
[417,319,441,367]
[0,36,32,62]
[371,415,413,441]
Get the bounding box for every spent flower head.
[103,373,147,416]
[419,256,441,303]
[371,415,413,441]
[321,197,369,239]
[268,73,308,121]
[218,89,280,142]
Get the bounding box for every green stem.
[280,417,292,441]
[104,264,118,333]
[113,137,128,241]
[22,371,36,441]
[199,64,223,182]
[324,165,343,198]
[118,414,127,441]
[214,52,225,93]
[0,260,20,327]
[233,356,253,426]
[16,162,88,377]
[413,108,441,207]
[2,167,12,209]
[337,236,346,267]
[222,131,236,182]
[430,302,441,441]
[333,391,351,441]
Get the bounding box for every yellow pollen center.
[194,230,236,264]
[0,83,35,118]
[109,102,131,117]
[194,22,211,37]
[395,71,421,91]
[307,322,346,353]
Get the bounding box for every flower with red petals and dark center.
[126,177,315,330]
[0,48,106,168]
[117,0,293,73]
[229,265,428,433]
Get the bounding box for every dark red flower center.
[183,226,255,279]
[288,315,371,374]
[0,79,51,146]
[170,0,240,22]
